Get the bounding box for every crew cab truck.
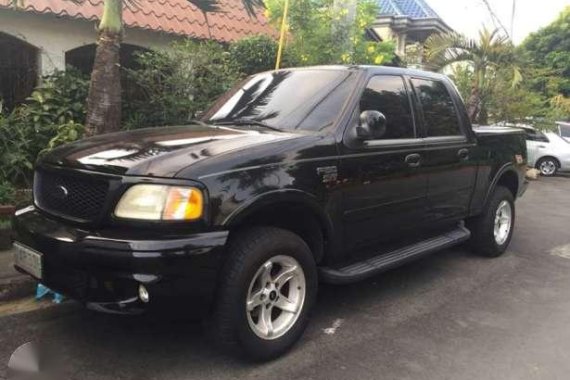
[13,66,527,360]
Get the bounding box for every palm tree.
[83,0,263,136]
[424,28,521,123]
[12,0,263,136]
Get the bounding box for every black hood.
[39,124,298,178]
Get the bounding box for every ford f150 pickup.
[13,66,527,360]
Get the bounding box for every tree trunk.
[466,85,481,123]
[84,29,122,137]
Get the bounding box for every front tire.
[467,186,515,257]
[536,157,558,176]
[212,227,318,361]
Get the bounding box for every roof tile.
[0,0,277,42]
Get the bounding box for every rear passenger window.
[359,75,415,139]
[411,78,462,137]
[524,129,549,142]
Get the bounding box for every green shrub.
[229,35,296,75]
[0,182,16,205]
[0,113,33,186]
[124,40,240,128]
[0,218,11,229]
[18,68,89,155]
[0,68,89,186]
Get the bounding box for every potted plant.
[0,182,15,250]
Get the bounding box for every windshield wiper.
[212,119,284,132]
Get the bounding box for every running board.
[319,225,471,284]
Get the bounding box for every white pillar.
[39,48,65,75]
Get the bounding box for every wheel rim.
[246,255,306,340]
[494,200,512,245]
[539,160,556,175]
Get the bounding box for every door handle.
[538,145,546,149]
[405,153,421,168]
[457,148,470,160]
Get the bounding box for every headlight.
[114,184,203,221]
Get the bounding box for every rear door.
[339,75,429,253]
[525,129,550,166]
[410,77,478,224]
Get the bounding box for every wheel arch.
[483,164,520,207]
[223,190,334,264]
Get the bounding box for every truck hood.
[40,124,298,177]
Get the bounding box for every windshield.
[204,69,357,132]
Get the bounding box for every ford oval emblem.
[54,185,69,200]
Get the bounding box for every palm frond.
[424,32,477,69]
[188,0,221,13]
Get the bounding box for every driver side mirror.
[356,110,387,140]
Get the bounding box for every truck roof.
[273,65,449,81]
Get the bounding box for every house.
[373,0,452,66]
[0,0,276,111]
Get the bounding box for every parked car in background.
[556,121,570,143]
[520,126,570,176]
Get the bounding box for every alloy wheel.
[246,255,306,340]
[494,200,512,245]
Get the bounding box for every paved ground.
[1,176,570,380]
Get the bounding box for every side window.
[526,130,549,142]
[359,75,415,139]
[535,131,550,143]
[524,129,538,141]
[560,125,570,138]
[411,78,463,137]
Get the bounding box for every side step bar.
[319,224,471,284]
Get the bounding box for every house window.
[0,32,38,112]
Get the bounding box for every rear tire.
[536,157,558,177]
[211,227,318,361]
[466,186,515,258]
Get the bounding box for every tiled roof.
[0,0,277,42]
[378,0,441,19]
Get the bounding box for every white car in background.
[556,121,570,143]
[521,126,570,176]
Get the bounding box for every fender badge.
[316,166,338,184]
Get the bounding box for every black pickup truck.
[13,66,527,360]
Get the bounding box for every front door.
[339,75,429,253]
[409,78,478,224]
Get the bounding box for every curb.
[0,273,37,302]
[0,247,37,302]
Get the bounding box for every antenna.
[480,0,511,39]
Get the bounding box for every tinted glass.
[412,78,462,137]
[525,129,549,142]
[359,75,415,139]
[206,70,356,131]
[560,125,570,138]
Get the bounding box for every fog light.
[138,284,150,303]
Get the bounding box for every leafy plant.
[0,218,11,230]
[0,182,16,205]
[230,35,295,75]
[124,40,240,128]
[0,113,33,186]
[425,28,520,124]
[0,69,89,186]
[264,0,395,66]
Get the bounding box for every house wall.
[0,9,181,75]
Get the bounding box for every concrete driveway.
[1,176,570,380]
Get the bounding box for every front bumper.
[12,206,228,315]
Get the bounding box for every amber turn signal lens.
[162,187,203,220]
[115,184,203,221]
